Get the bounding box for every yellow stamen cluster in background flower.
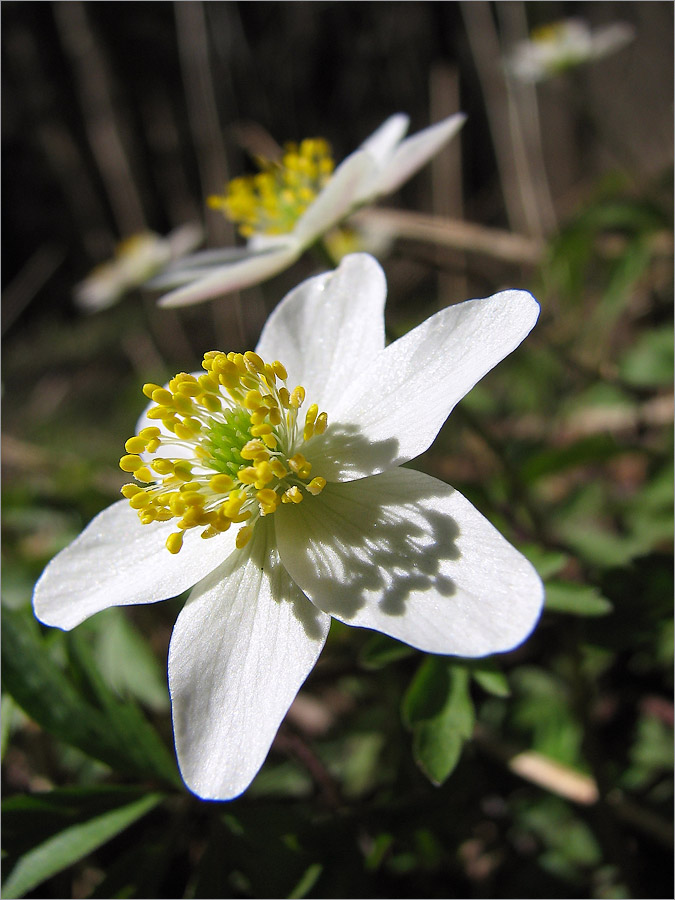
[120,351,328,554]
[208,139,335,238]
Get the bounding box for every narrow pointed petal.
[311,289,539,481]
[292,150,377,246]
[169,521,330,801]
[33,500,236,630]
[157,243,299,307]
[357,113,410,167]
[277,468,543,657]
[255,253,387,410]
[370,112,466,198]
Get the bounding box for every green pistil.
[205,411,254,475]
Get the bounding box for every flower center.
[207,138,335,238]
[120,350,328,554]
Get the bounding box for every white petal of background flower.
[356,113,410,167]
[292,150,376,246]
[169,520,330,801]
[368,112,467,198]
[277,467,544,656]
[255,253,386,409]
[158,243,299,308]
[311,289,539,481]
[33,500,237,630]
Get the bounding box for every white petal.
[357,113,410,167]
[310,289,539,481]
[169,520,330,801]
[148,246,261,290]
[277,468,543,656]
[292,150,377,246]
[255,253,387,410]
[157,244,299,307]
[32,500,236,630]
[369,113,466,198]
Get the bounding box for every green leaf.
[619,326,674,387]
[544,581,613,617]
[467,659,511,697]
[520,545,570,581]
[84,608,170,712]
[402,659,475,785]
[288,863,324,899]
[1,607,180,787]
[1,791,164,899]
[359,633,415,669]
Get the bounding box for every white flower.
[507,18,635,83]
[33,253,543,801]
[75,223,203,313]
[152,113,465,308]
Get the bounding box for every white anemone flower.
[34,253,544,801]
[75,223,203,313]
[152,112,465,308]
[507,18,635,84]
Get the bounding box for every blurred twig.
[53,1,147,235]
[2,245,65,335]
[355,208,543,266]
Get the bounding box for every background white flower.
[151,112,465,307]
[34,253,543,801]
[75,223,203,313]
[507,18,635,84]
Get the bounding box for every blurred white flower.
[507,18,635,84]
[34,253,543,801]
[152,112,465,307]
[75,223,203,312]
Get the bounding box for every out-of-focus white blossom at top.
[74,223,203,313]
[507,18,635,84]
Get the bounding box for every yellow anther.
[305,403,318,426]
[172,394,194,415]
[262,433,278,449]
[166,532,184,554]
[256,488,279,515]
[151,458,174,475]
[279,387,291,408]
[289,453,312,479]
[269,458,288,478]
[250,408,270,426]
[209,473,234,492]
[272,361,288,381]
[223,490,246,518]
[152,388,174,406]
[282,486,303,504]
[244,351,265,372]
[236,525,254,549]
[303,404,319,440]
[237,467,259,485]
[169,494,187,515]
[250,423,273,436]
[134,466,154,484]
[290,386,305,409]
[306,476,327,496]
[125,436,148,454]
[139,426,161,441]
[120,454,143,472]
[143,382,163,399]
[254,461,274,488]
[202,393,222,412]
[121,483,142,498]
[240,439,268,461]
[268,406,282,426]
[244,389,263,409]
[173,462,193,481]
[314,412,328,435]
[129,492,151,509]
